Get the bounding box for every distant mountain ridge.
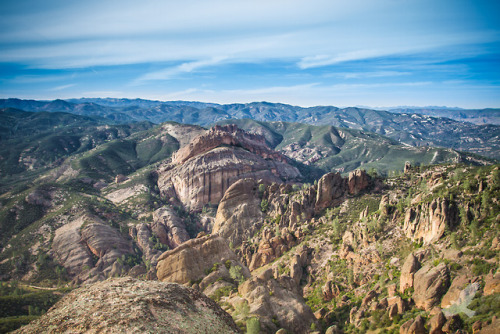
[1,98,499,160]
[384,106,500,125]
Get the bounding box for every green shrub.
[471,259,495,276]
[210,286,234,303]
[260,199,269,212]
[229,265,245,284]
[246,317,260,334]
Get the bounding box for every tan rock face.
[441,274,470,308]
[156,234,247,284]
[247,229,297,271]
[213,178,264,248]
[172,124,287,165]
[413,263,450,311]
[347,169,371,195]
[52,214,134,281]
[52,215,95,276]
[152,206,190,249]
[129,223,162,266]
[158,125,301,211]
[403,198,458,244]
[400,315,426,334]
[80,223,134,274]
[428,311,446,334]
[400,253,421,293]
[14,277,240,334]
[236,275,316,334]
[484,272,500,296]
[315,172,346,211]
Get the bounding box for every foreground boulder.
[15,277,240,333]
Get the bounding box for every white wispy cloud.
[133,56,229,84]
[298,50,390,69]
[49,83,76,91]
[340,71,411,79]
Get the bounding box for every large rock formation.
[172,124,287,165]
[14,277,240,334]
[213,178,264,248]
[400,253,421,293]
[152,206,190,249]
[234,269,316,334]
[52,214,135,282]
[80,223,134,273]
[315,172,346,211]
[347,169,371,195]
[129,222,162,266]
[314,169,371,212]
[52,214,95,277]
[156,234,248,284]
[413,263,451,311]
[158,125,301,210]
[403,198,458,244]
[400,315,426,334]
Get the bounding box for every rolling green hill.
[1,99,499,160]
[216,119,491,176]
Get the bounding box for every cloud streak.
[133,57,229,84]
[0,0,499,107]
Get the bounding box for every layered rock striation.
[158,125,301,210]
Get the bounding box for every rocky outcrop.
[400,253,421,293]
[428,311,446,334]
[441,274,470,308]
[80,223,135,276]
[484,272,500,296]
[52,214,134,281]
[314,169,371,212]
[315,172,346,211]
[129,223,162,265]
[234,269,316,334]
[404,161,412,173]
[322,281,340,301]
[347,169,371,195]
[152,207,190,249]
[213,178,264,248]
[158,125,301,210]
[247,229,298,271]
[172,124,287,165]
[413,263,450,311]
[403,198,458,244]
[52,215,95,276]
[156,234,249,284]
[400,315,426,334]
[14,277,240,334]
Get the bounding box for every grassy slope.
[215,119,482,176]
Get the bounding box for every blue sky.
[1,0,499,108]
